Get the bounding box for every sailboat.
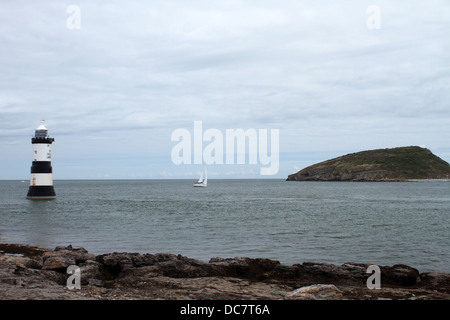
[193,167,207,187]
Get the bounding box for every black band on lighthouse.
[27,186,56,198]
[31,161,53,174]
[32,137,55,144]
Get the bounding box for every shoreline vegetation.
[1,243,449,300]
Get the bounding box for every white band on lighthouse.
[32,144,52,162]
[30,173,54,186]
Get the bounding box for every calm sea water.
[0,179,449,272]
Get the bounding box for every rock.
[286,284,343,300]
[96,252,212,279]
[96,252,153,279]
[153,254,211,278]
[295,262,419,287]
[42,256,75,272]
[9,255,43,270]
[381,264,419,286]
[51,245,96,264]
[0,243,47,256]
[208,257,282,280]
[419,272,450,293]
[1,243,450,300]
[42,245,96,273]
[80,260,101,285]
[40,269,67,285]
[296,262,368,286]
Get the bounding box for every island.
[286,146,450,181]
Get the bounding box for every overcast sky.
[1,0,449,179]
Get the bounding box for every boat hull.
[193,183,207,187]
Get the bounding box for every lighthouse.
[26,121,56,199]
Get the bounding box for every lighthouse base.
[26,186,56,200]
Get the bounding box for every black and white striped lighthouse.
[26,121,56,199]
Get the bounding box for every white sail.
[193,167,207,187]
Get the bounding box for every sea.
[0,179,449,272]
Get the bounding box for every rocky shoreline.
[1,243,449,300]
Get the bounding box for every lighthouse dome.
[35,123,48,138]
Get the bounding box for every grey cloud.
[0,0,449,178]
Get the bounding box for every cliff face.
[287,146,450,181]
